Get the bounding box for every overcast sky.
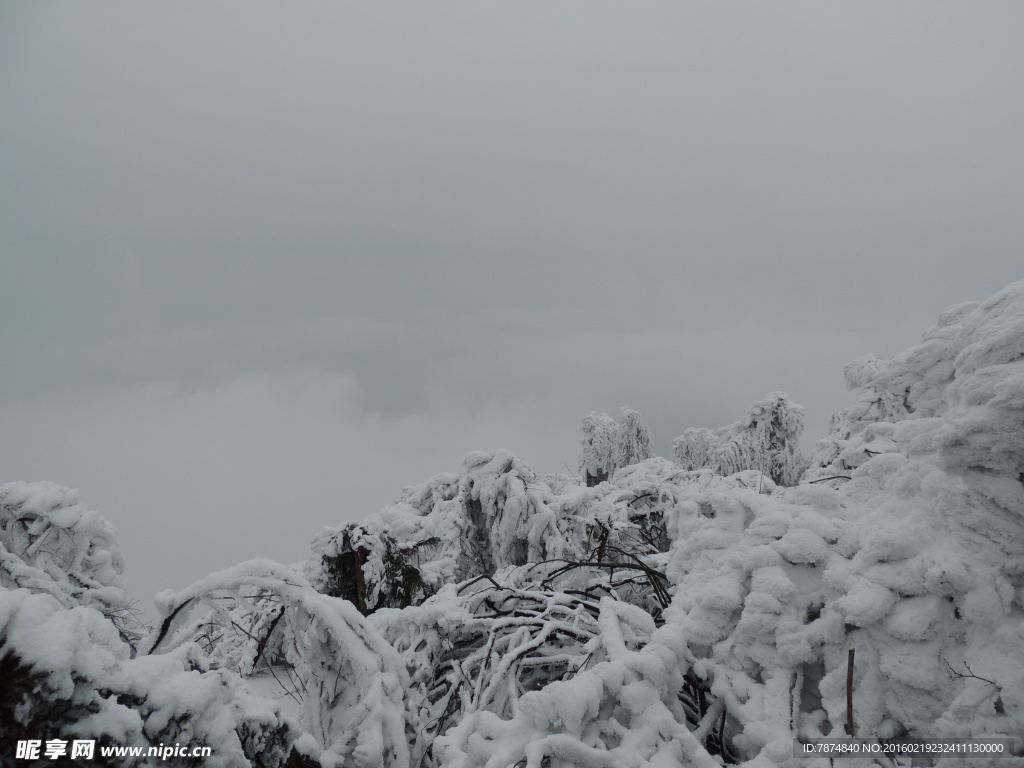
[2,2,1022,616]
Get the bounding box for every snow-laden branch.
[142,559,410,768]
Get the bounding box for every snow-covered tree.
[671,426,717,475]
[614,406,652,470]
[673,392,808,486]
[578,411,617,486]
[579,407,652,486]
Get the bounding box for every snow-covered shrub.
[0,588,316,767]
[673,392,808,487]
[668,282,1024,759]
[803,292,1008,484]
[435,594,725,768]
[142,559,409,768]
[0,481,144,646]
[373,581,609,767]
[303,451,568,608]
[307,523,433,615]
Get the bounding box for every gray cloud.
[2,1,1022,610]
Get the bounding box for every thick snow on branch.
[0,587,315,767]
[435,594,724,768]
[0,481,143,646]
[143,559,410,768]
